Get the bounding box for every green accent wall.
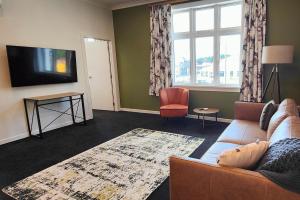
[113,0,300,119]
[265,0,300,103]
[113,6,160,111]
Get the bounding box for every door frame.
[81,36,120,114]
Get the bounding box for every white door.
[84,38,114,111]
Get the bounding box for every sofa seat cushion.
[200,142,240,165]
[160,104,188,110]
[217,120,267,145]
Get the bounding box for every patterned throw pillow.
[260,100,276,131]
[217,140,269,169]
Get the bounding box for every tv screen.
[6,45,78,87]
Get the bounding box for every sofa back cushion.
[277,98,299,117]
[267,112,289,140]
[267,99,299,140]
[269,116,300,146]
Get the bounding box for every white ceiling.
[98,0,131,5]
[95,0,164,10]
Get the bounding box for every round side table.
[193,108,220,128]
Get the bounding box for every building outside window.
[171,0,243,90]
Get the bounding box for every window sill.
[173,85,240,92]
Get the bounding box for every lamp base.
[262,64,281,103]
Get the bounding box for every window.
[172,1,242,89]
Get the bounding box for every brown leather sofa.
[169,101,300,200]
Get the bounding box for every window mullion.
[190,9,196,85]
[214,5,221,86]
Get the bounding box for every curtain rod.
[148,0,190,7]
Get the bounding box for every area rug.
[2,128,204,200]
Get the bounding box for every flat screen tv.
[6,45,78,87]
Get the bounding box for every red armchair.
[160,87,189,118]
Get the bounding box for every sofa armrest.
[169,156,300,200]
[234,101,265,122]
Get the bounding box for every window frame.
[171,0,243,92]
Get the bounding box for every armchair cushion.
[160,104,188,110]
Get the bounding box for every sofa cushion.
[160,104,188,110]
[160,104,188,117]
[217,120,267,145]
[217,141,269,169]
[267,99,299,140]
[269,116,300,146]
[278,98,299,117]
[267,111,289,140]
[259,100,276,131]
[200,142,240,165]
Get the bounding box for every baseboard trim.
[0,133,28,145]
[120,107,232,123]
[0,118,87,146]
[120,108,160,115]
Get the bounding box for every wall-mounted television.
[6,45,78,87]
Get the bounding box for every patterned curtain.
[149,4,172,96]
[240,0,267,102]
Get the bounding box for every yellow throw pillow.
[217,141,269,169]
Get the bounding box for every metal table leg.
[35,101,43,138]
[80,94,87,125]
[202,113,205,128]
[24,99,31,137]
[69,96,75,124]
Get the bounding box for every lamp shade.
[262,45,294,64]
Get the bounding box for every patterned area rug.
[2,128,204,200]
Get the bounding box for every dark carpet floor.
[0,110,228,200]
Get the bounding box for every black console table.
[24,92,87,138]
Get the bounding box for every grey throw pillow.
[260,100,276,131]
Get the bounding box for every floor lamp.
[262,45,294,103]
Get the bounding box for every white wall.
[0,0,117,144]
